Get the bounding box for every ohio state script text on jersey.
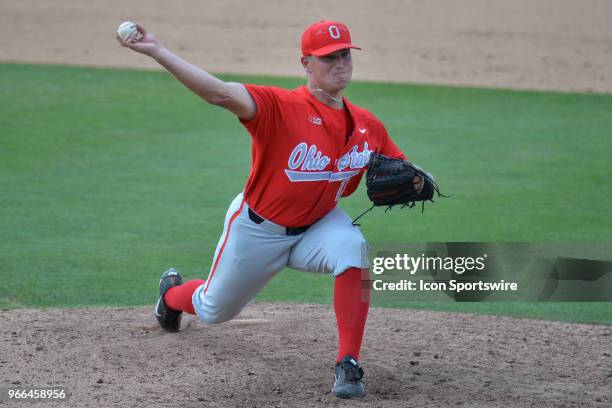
[239,85,405,227]
[285,141,371,180]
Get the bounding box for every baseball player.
[118,20,423,399]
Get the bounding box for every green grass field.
[1,63,611,324]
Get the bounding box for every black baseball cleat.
[154,268,184,332]
[332,355,366,399]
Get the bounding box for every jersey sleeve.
[376,120,407,160]
[238,84,280,141]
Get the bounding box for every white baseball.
[117,21,143,42]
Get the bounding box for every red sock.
[163,279,205,315]
[334,267,370,362]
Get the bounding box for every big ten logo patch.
[308,115,322,125]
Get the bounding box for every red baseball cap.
[301,20,361,57]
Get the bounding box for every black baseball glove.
[366,152,441,208]
[352,152,446,225]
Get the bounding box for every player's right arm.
[117,24,256,120]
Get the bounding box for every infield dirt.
[1,303,611,407]
[0,0,611,93]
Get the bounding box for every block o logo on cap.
[328,25,341,39]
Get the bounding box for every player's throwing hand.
[117,24,163,58]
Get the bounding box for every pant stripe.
[204,199,245,295]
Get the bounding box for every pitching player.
[118,20,422,399]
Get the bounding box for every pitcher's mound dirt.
[1,302,610,407]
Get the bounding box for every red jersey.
[239,85,405,227]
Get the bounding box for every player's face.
[308,49,353,92]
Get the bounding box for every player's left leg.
[331,267,369,399]
[334,267,370,361]
[288,207,370,398]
